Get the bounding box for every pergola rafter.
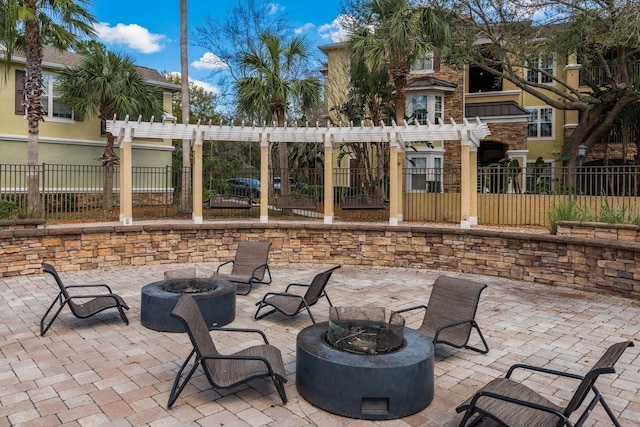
[107,117,490,227]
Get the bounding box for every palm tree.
[0,0,96,217]
[349,0,451,125]
[57,46,162,211]
[236,31,320,196]
[179,0,191,212]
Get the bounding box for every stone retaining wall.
[1,222,639,297]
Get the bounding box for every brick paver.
[1,262,639,426]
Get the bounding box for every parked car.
[273,176,308,194]
[226,178,261,199]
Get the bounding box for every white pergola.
[107,117,490,228]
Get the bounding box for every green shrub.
[597,198,639,224]
[547,199,593,234]
[0,198,20,219]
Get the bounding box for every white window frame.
[408,92,445,125]
[41,72,74,123]
[406,150,444,192]
[526,54,555,84]
[411,52,434,73]
[527,107,554,139]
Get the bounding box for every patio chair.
[216,240,272,295]
[396,275,489,354]
[167,294,287,408]
[254,265,341,324]
[40,262,129,336]
[456,340,634,427]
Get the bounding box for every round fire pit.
[141,268,236,332]
[296,310,434,420]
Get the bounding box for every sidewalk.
[1,263,639,426]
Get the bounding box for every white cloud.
[265,3,283,15]
[295,23,315,35]
[318,15,351,42]
[191,52,227,70]
[94,22,164,54]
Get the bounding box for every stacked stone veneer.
[2,222,639,297]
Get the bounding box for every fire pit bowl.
[327,306,405,354]
[141,268,235,332]
[296,308,434,420]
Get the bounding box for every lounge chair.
[40,262,129,336]
[456,340,634,427]
[167,294,287,408]
[396,275,489,354]
[254,265,341,324]
[216,241,272,295]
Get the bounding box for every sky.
[88,0,347,95]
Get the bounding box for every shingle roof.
[406,75,457,90]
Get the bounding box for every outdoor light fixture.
[577,144,587,167]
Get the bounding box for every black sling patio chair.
[396,275,489,354]
[456,340,634,427]
[40,262,129,336]
[254,265,341,324]
[167,294,287,408]
[216,240,272,295]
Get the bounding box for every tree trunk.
[102,131,119,211]
[180,0,192,213]
[24,17,44,218]
[276,110,291,197]
[393,73,407,125]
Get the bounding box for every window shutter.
[15,70,25,115]
[433,53,441,72]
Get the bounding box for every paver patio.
[1,262,639,426]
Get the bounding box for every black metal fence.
[3,162,640,226]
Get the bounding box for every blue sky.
[88,0,347,94]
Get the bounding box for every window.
[525,160,554,193]
[526,54,554,84]
[412,52,434,73]
[409,93,444,125]
[527,108,553,138]
[407,154,443,192]
[41,73,73,120]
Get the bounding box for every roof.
[6,45,179,91]
[406,76,457,91]
[465,101,528,118]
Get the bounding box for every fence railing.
[3,162,640,226]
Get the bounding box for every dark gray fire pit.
[141,268,235,332]
[296,307,434,420]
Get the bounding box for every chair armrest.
[65,283,114,293]
[395,305,428,315]
[460,389,569,423]
[250,263,269,278]
[216,260,233,273]
[506,364,584,380]
[285,283,310,292]
[210,327,270,344]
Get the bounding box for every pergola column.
[260,133,269,223]
[192,131,203,224]
[460,137,473,229]
[119,127,133,225]
[389,136,399,226]
[323,133,334,224]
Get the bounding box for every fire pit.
[141,268,235,332]
[296,307,434,420]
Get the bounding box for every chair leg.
[255,304,276,320]
[465,321,489,354]
[167,349,199,409]
[117,306,129,325]
[236,281,253,296]
[272,375,287,404]
[40,295,66,336]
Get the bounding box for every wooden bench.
[204,194,252,209]
[275,194,318,210]
[340,194,386,210]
